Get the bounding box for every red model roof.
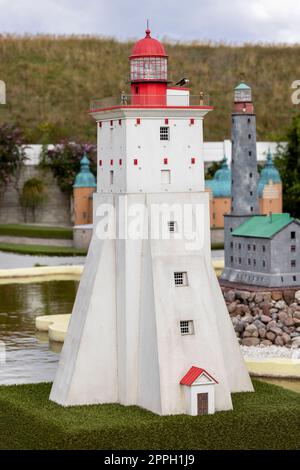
[180,366,218,386]
[130,28,167,58]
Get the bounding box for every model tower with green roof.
[221,84,300,287]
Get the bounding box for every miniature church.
[50,28,253,416]
[221,83,300,287]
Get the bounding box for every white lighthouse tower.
[50,28,253,415]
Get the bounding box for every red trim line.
[89,105,214,113]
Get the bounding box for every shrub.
[20,178,47,222]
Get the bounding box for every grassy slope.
[0,224,73,239]
[0,380,299,450]
[0,242,86,256]
[1,36,300,143]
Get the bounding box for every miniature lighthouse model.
[50,29,253,415]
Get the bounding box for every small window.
[248,244,251,251]
[180,320,194,335]
[230,256,234,264]
[253,245,256,251]
[135,86,139,94]
[230,241,233,249]
[249,151,252,156]
[230,228,233,233]
[253,259,256,266]
[291,231,296,239]
[293,276,297,282]
[161,170,171,184]
[238,243,241,250]
[168,221,177,233]
[160,126,170,140]
[249,172,253,178]
[238,257,242,264]
[248,134,251,139]
[262,245,266,252]
[291,245,296,252]
[250,191,253,196]
[110,170,114,185]
[248,118,251,123]
[250,206,253,212]
[291,260,296,268]
[174,272,188,286]
[248,258,251,265]
[262,260,266,268]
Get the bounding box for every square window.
[161,169,171,184]
[291,231,296,240]
[168,221,177,233]
[174,272,188,286]
[160,126,170,140]
[180,320,194,335]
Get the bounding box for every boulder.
[270,308,279,314]
[269,326,283,336]
[291,332,300,338]
[266,320,277,330]
[282,332,291,344]
[261,314,272,323]
[242,337,260,346]
[266,331,276,342]
[262,292,272,302]
[224,290,236,303]
[261,302,270,316]
[236,290,251,302]
[255,292,264,303]
[275,336,284,346]
[275,300,287,310]
[258,328,266,338]
[254,319,265,330]
[291,337,300,348]
[279,311,288,322]
[271,291,283,301]
[283,316,295,327]
[295,290,300,304]
[283,290,295,306]
[260,339,273,347]
[293,311,300,320]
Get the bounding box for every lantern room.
[233,82,254,113]
[129,28,168,106]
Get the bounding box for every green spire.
[235,82,251,90]
[73,153,96,188]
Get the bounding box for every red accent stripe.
[89,105,214,113]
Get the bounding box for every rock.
[291,337,300,348]
[282,332,291,344]
[295,290,300,304]
[255,292,264,303]
[243,330,252,338]
[261,302,270,316]
[279,311,288,322]
[267,320,277,330]
[270,308,279,314]
[242,337,260,346]
[228,301,238,314]
[293,311,300,320]
[242,314,254,324]
[283,290,295,306]
[269,326,283,336]
[266,331,276,342]
[262,292,272,302]
[236,290,251,302]
[261,314,272,323]
[271,314,278,321]
[293,318,300,326]
[261,339,273,347]
[275,300,287,310]
[254,319,265,330]
[283,316,295,327]
[245,324,258,332]
[258,328,266,338]
[235,304,248,316]
[275,336,284,346]
[272,291,283,301]
[291,332,300,338]
[224,290,236,303]
[296,327,300,332]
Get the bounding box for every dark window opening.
[291,245,296,252]
[291,260,296,267]
[291,231,296,239]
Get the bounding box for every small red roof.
[180,366,218,386]
[130,28,167,58]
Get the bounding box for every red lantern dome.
[130,28,167,58]
[129,28,168,106]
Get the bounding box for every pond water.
[0,279,299,394]
[0,251,86,269]
[0,280,78,385]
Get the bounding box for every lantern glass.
[130,57,167,81]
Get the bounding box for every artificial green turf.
[0,224,73,240]
[0,380,299,450]
[0,242,86,256]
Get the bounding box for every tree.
[20,178,47,222]
[0,123,27,192]
[40,141,96,194]
[205,161,222,180]
[275,115,300,218]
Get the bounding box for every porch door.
[197,393,208,415]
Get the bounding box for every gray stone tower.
[222,83,260,280]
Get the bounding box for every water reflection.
[0,281,77,385]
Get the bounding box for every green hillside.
[0,35,300,143]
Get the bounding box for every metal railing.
[90,93,210,110]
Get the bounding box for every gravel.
[241,345,300,360]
